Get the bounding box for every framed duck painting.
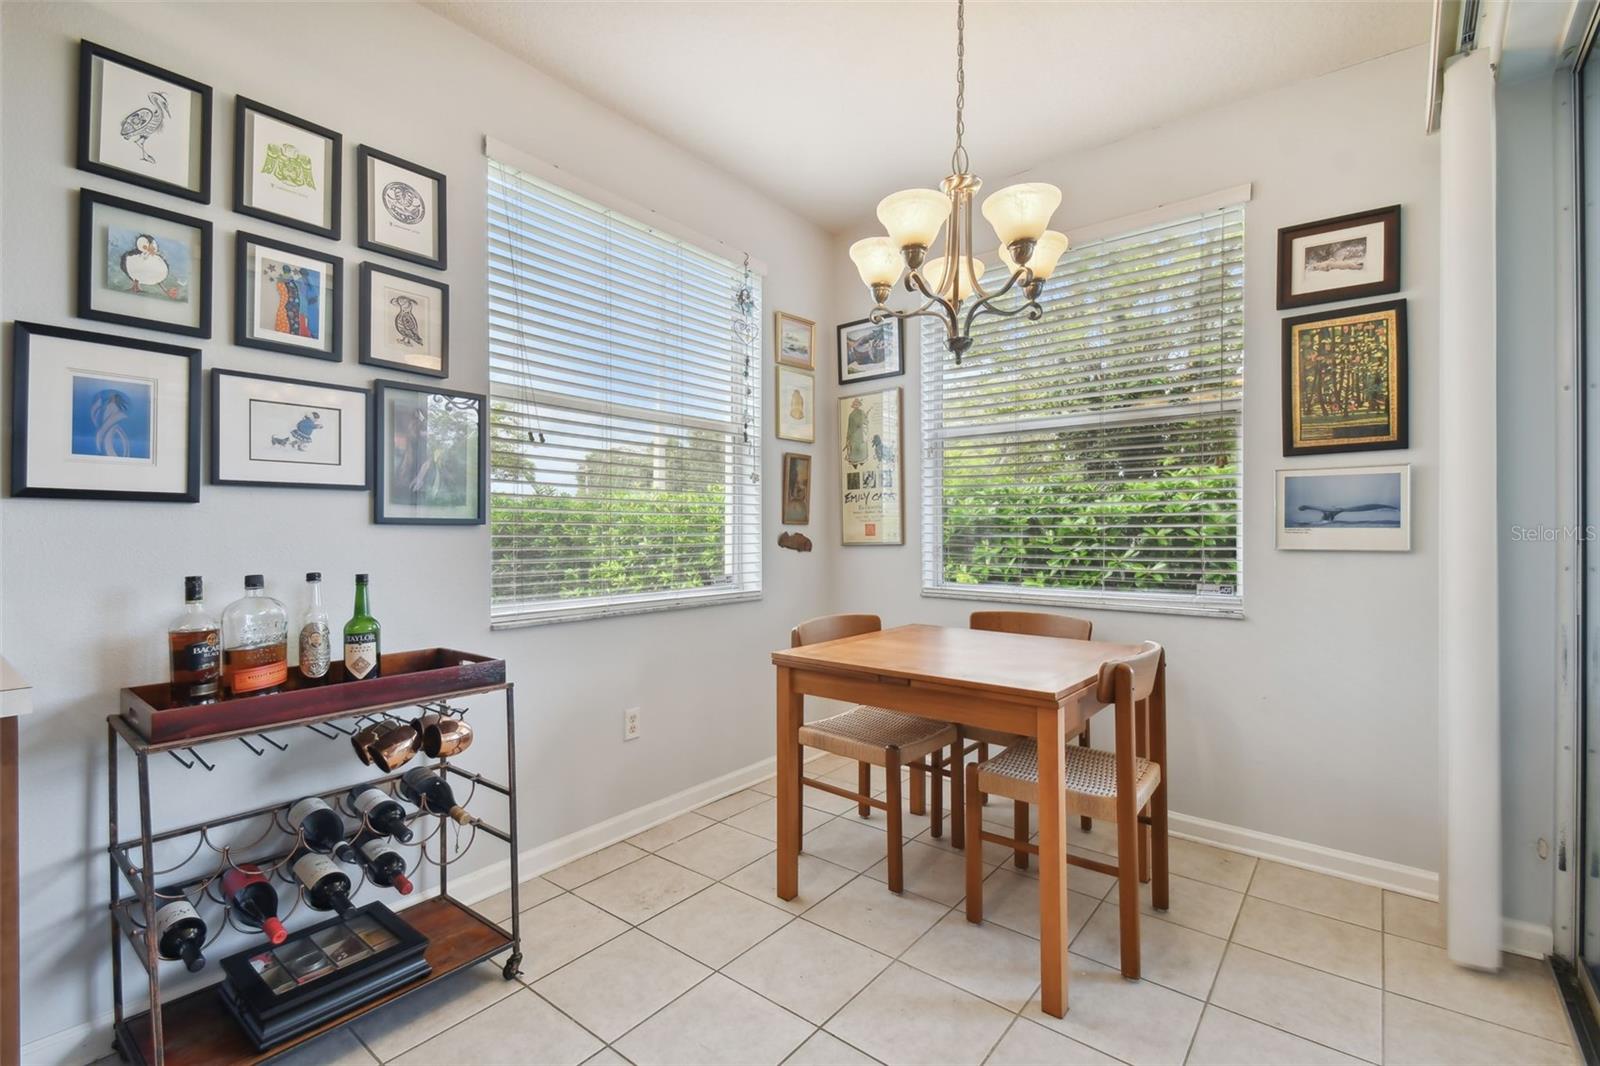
[78,188,212,338]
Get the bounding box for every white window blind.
[487,158,762,626]
[922,204,1245,617]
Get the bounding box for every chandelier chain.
[952,0,968,175]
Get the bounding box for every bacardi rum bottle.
[167,576,220,703]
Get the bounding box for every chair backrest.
[970,610,1092,641]
[792,613,882,648]
[1095,641,1164,704]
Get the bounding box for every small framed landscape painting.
[1276,205,1400,309]
[357,145,447,270]
[373,380,485,525]
[77,40,212,203]
[234,97,342,239]
[1281,299,1407,456]
[837,317,904,385]
[775,365,815,443]
[360,264,449,377]
[236,233,342,361]
[78,189,212,338]
[781,452,811,525]
[1276,464,1410,552]
[775,311,815,369]
[10,321,200,502]
[211,369,369,490]
[840,387,904,546]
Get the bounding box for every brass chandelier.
[848,0,1067,364]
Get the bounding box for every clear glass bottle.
[343,574,381,681]
[221,575,288,697]
[297,572,331,681]
[167,576,220,703]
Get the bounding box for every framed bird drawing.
[359,263,449,378]
[78,189,212,338]
[77,40,212,203]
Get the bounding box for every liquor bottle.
[343,574,381,681]
[290,850,355,915]
[347,785,415,843]
[287,796,349,855]
[297,572,331,682]
[353,837,413,896]
[154,893,208,972]
[167,576,221,703]
[398,768,473,825]
[220,864,288,945]
[221,576,288,697]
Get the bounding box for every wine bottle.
[291,851,354,915]
[354,837,414,896]
[221,575,288,696]
[343,574,381,681]
[154,893,208,972]
[297,572,331,682]
[398,768,473,825]
[167,576,220,703]
[347,786,415,843]
[287,796,348,855]
[220,864,289,945]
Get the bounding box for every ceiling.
[428,0,1431,232]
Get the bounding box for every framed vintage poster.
[360,263,449,377]
[775,311,815,369]
[1282,299,1407,456]
[10,321,200,502]
[210,369,369,489]
[1276,464,1410,552]
[1276,205,1400,309]
[234,97,342,239]
[839,387,904,546]
[837,317,904,385]
[78,189,212,338]
[357,145,447,270]
[774,365,815,443]
[373,380,485,525]
[781,452,811,524]
[235,233,342,360]
[77,40,212,203]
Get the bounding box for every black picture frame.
[1276,205,1401,310]
[233,96,343,240]
[372,379,486,525]
[359,263,449,378]
[209,368,371,490]
[78,188,213,338]
[1281,298,1409,457]
[357,145,447,270]
[10,321,201,502]
[836,317,906,386]
[76,40,213,204]
[234,232,343,361]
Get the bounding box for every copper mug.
[422,718,473,758]
[370,724,421,772]
[411,711,444,736]
[350,722,387,766]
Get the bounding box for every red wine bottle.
[355,837,413,896]
[287,796,347,854]
[398,768,472,825]
[291,851,354,915]
[154,893,207,972]
[220,864,289,945]
[347,786,415,843]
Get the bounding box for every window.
[922,203,1244,617]
[487,157,762,626]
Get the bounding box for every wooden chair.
[963,641,1168,978]
[790,614,960,893]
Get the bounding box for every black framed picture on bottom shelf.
[372,380,485,525]
[236,233,343,361]
[79,188,213,338]
[360,263,448,378]
[9,321,201,502]
[210,368,371,490]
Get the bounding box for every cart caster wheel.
[503,952,523,980]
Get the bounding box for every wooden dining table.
[771,623,1148,1018]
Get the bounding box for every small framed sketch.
[840,387,904,546]
[775,311,815,369]
[79,189,212,338]
[775,365,815,443]
[360,263,449,377]
[10,321,200,502]
[77,40,212,203]
[1282,299,1407,456]
[1276,464,1410,552]
[211,369,369,490]
[236,233,341,360]
[373,381,485,525]
[1277,205,1400,309]
[234,97,341,239]
[357,145,447,270]
[837,317,904,385]
[781,452,812,525]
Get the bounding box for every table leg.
[776,666,801,900]
[1036,703,1070,1018]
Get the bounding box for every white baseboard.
[1502,918,1556,959]
[1169,811,1440,898]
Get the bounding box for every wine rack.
[105,654,522,1066]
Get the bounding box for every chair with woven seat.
[963,640,1167,978]
[789,614,960,893]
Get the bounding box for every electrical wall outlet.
[623,707,641,741]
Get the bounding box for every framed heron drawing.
[77,40,212,203]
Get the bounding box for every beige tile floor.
[136,755,1581,1065]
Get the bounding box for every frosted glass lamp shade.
[981,182,1062,246]
[877,189,950,251]
[1000,230,1070,279]
[921,254,987,301]
[849,237,905,292]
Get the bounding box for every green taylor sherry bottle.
[343,574,381,681]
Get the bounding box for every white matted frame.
[210,369,370,490]
[1275,463,1410,551]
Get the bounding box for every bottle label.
[229,660,287,694]
[299,623,330,678]
[360,838,393,863]
[345,633,378,680]
[287,797,331,830]
[173,634,220,674]
[292,853,339,887]
[155,899,200,936]
[351,789,389,816]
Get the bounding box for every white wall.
[0,1,838,1049]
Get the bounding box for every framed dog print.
[234,97,342,239]
[10,321,200,502]
[211,369,369,489]
[1276,464,1410,552]
[360,263,448,377]
[837,317,904,385]
[373,381,485,525]
[236,233,341,360]
[79,189,212,338]
[357,145,446,269]
[77,40,212,203]
[839,387,903,545]
[1277,205,1400,309]
[775,365,814,443]
[1282,299,1407,456]
[781,452,812,525]
[775,311,815,369]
